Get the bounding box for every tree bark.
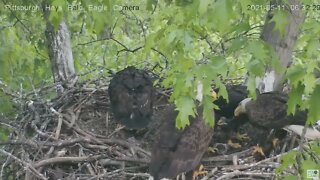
[43,1,76,94]
[45,22,76,85]
[257,0,305,92]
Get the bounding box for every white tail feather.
[283,125,320,140]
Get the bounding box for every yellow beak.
[234,106,241,117]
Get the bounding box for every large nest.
[0,77,314,180]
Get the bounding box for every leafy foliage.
[276,141,320,179]
[285,0,320,125]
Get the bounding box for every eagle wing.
[150,105,214,180]
[246,92,307,129]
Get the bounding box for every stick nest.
[0,78,310,180]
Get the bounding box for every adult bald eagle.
[150,105,215,180]
[234,92,307,158]
[234,92,307,129]
[108,66,155,129]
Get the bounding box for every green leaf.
[286,65,305,87]
[276,150,298,173]
[228,37,247,53]
[175,96,196,129]
[303,73,317,94]
[247,75,257,99]
[49,10,63,31]
[247,40,268,61]
[51,0,65,8]
[301,159,320,179]
[287,82,304,115]
[182,31,193,52]
[49,0,65,30]
[147,0,158,11]
[309,141,320,155]
[270,10,288,37]
[246,58,265,76]
[202,96,215,127]
[231,20,251,34]
[209,0,234,33]
[215,81,228,102]
[305,39,319,58]
[208,56,227,72]
[145,33,156,54]
[166,29,181,44]
[238,0,255,14]
[308,85,320,125]
[198,0,210,15]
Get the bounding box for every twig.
[33,154,109,169]
[30,120,57,140]
[222,153,282,171]
[114,157,149,164]
[202,149,251,162]
[0,149,47,180]
[0,140,38,148]
[216,170,274,180]
[54,108,63,139]
[200,167,218,180]
[76,37,109,46]
[151,48,169,68]
[0,149,13,180]
[122,172,150,178]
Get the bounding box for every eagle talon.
[252,145,265,157]
[192,165,207,180]
[207,146,219,154]
[227,140,242,149]
[272,138,279,148]
[236,133,250,141]
[217,119,228,126]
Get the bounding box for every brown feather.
[245,92,307,129]
[108,66,155,129]
[150,105,214,180]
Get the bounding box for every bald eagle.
[234,92,307,129]
[234,92,308,158]
[149,105,215,180]
[108,66,155,129]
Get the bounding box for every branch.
[216,170,274,180]
[151,48,169,68]
[76,37,109,46]
[0,149,47,180]
[33,154,108,169]
[116,46,143,55]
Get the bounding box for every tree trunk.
[45,22,76,86]
[43,1,76,94]
[257,0,305,92]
